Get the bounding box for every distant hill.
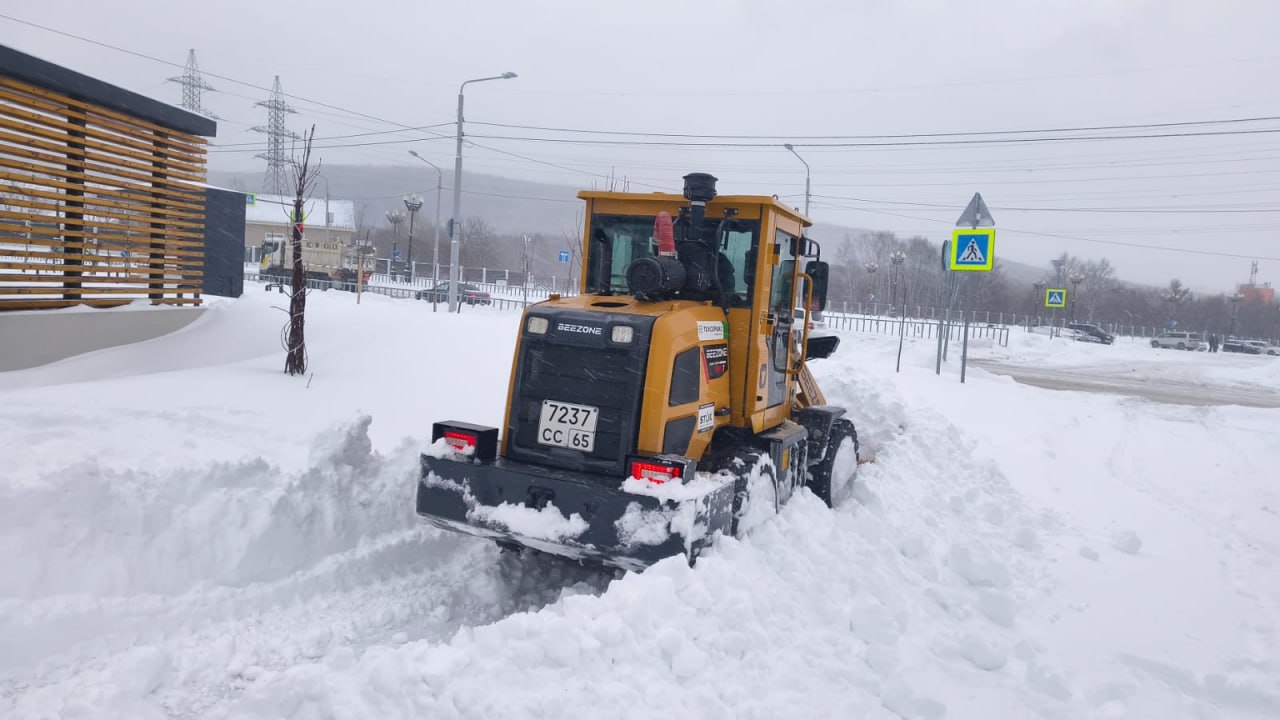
[210,165,1139,291]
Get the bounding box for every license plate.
[537,400,599,452]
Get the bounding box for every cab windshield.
[585,213,759,307]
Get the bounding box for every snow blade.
[418,454,735,572]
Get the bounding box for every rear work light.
[626,454,695,485]
[432,421,498,461]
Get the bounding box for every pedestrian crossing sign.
[1045,288,1067,308]
[948,228,995,272]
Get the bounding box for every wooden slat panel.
[0,285,201,295]
[0,253,205,270]
[0,160,205,212]
[0,272,201,284]
[0,102,206,175]
[0,195,204,231]
[0,298,203,310]
[0,77,208,153]
[0,143,205,203]
[0,71,208,311]
[2,231,206,251]
[0,216,206,243]
[0,120,206,184]
[0,181,204,222]
[0,260,203,274]
[0,171,206,214]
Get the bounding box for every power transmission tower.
[166,49,219,119]
[251,75,299,195]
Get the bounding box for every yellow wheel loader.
[418,173,857,571]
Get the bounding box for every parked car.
[416,281,493,305]
[1029,326,1088,341]
[1223,339,1263,355]
[1151,331,1203,351]
[1066,322,1115,345]
[1243,340,1280,356]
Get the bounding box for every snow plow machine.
[418,172,858,571]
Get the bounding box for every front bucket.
[418,454,735,571]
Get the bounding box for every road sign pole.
[960,217,978,384]
[942,240,952,376]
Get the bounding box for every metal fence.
[245,273,542,312]
[821,312,1010,346]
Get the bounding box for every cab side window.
[769,230,797,317]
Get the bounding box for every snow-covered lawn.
[3,286,1278,719]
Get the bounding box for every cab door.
[765,228,798,410]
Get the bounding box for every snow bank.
[3,284,1279,719]
[0,415,414,599]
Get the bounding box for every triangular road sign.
[959,239,986,263]
[955,192,995,228]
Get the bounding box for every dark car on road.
[1222,338,1263,354]
[416,281,493,306]
[1066,322,1115,345]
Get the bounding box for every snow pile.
[469,501,589,541]
[213,368,1073,719]
[2,285,1278,719]
[0,415,413,599]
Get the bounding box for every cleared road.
[973,360,1280,408]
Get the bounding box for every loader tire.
[730,452,778,537]
[808,419,859,509]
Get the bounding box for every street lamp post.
[1229,292,1243,339]
[403,195,424,284]
[1032,280,1046,326]
[386,209,404,278]
[408,150,445,311]
[889,251,906,316]
[782,143,811,217]
[449,71,518,312]
[864,261,879,314]
[1069,271,1085,323]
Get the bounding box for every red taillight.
[630,460,680,484]
[443,430,477,453]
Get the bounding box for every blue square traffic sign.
[949,228,995,272]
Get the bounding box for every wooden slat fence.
[0,75,208,310]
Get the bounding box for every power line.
[465,126,1280,148]
[209,135,453,154]
[0,13,424,131]
[210,122,453,149]
[469,115,1280,141]
[810,199,1280,261]
[809,194,1280,214]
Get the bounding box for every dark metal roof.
[0,44,217,137]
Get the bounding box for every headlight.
[611,325,634,343]
[527,316,548,335]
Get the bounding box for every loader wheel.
[730,453,778,537]
[1151,340,1159,348]
[808,419,859,508]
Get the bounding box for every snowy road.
[3,290,1279,719]
[973,359,1280,407]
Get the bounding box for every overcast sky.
[4,0,1280,291]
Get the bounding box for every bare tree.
[285,125,319,376]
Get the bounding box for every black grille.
[506,310,653,476]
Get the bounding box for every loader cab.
[576,177,829,435]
